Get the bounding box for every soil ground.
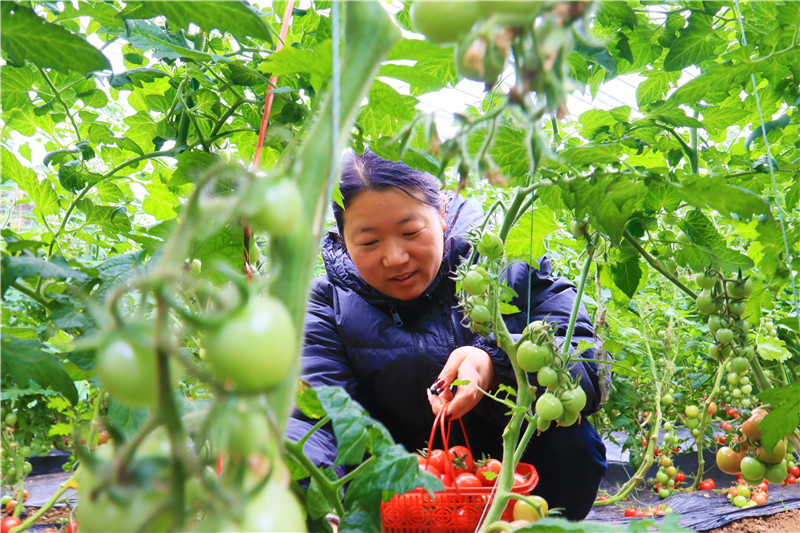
[705,508,800,533]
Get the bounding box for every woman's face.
[342,188,446,301]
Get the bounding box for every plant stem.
[283,439,345,517]
[692,362,726,490]
[9,281,55,310]
[623,230,697,299]
[37,66,82,142]
[561,251,593,357]
[13,470,79,531]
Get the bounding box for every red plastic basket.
[381,406,538,532]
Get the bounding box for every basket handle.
[425,402,473,486]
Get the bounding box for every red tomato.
[454,472,483,489]
[624,507,638,517]
[475,459,502,486]
[512,472,528,488]
[789,465,800,478]
[752,492,767,505]
[597,495,608,501]
[65,519,79,533]
[727,486,739,496]
[440,474,455,489]
[675,472,686,483]
[447,446,475,475]
[1,517,21,533]
[653,509,666,516]
[785,475,797,485]
[756,481,769,493]
[427,449,448,474]
[699,479,715,490]
[420,464,442,478]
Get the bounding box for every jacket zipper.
[390,306,403,327]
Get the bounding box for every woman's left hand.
[428,346,497,420]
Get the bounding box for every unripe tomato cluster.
[458,231,504,337]
[715,406,794,488]
[409,0,585,113]
[521,321,587,431]
[651,434,686,499]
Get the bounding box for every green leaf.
[109,67,171,90]
[559,144,623,167]
[258,40,333,91]
[58,160,87,192]
[141,180,180,221]
[168,151,220,187]
[1,255,89,297]
[0,65,37,109]
[124,112,166,152]
[1,334,78,405]
[314,386,394,466]
[2,146,60,215]
[755,333,792,362]
[505,208,559,267]
[610,255,642,300]
[636,69,674,108]
[0,3,110,74]
[134,1,272,44]
[673,174,770,219]
[756,382,800,452]
[663,13,722,71]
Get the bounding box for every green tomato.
[765,461,789,484]
[728,278,754,299]
[696,292,717,315]
[728,300,746,317]
[536,366,559,389]
[729,356,749,374]
[97,337,159,408]
[227,400,271,459]
[656,471,669,484]
[661,394,674,407]
[715,328,734,344]
[478,0,545,16]
[247,179,303,237]
[557,408,580,427]
[462,270,488,295]
[469,304,491,324]
[696,273,717,290]
[4,413,17,426]
[477,232,504,260]
[708,315,722,332]
[658,488,671,499]
[535,393,564,421]
[517,341,553,373]
[732,494,748,508]
[410,1,482,44]
[684,417,699,429]
[740,456,766,481]
[684,405,699,418]
[559,387,587,413]
[204,296,297,391]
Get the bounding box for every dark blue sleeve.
[286,276,352,477]
[473,255,604,415]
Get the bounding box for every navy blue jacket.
[286,191,602,470]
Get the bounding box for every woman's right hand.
[427,346,497,420]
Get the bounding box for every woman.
[286,150,607,520]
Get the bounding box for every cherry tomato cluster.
[652,454,686,499]
[417,447,529,490]
[715,407,792,487]
[726,477,769,508]
[623,503,670,518]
